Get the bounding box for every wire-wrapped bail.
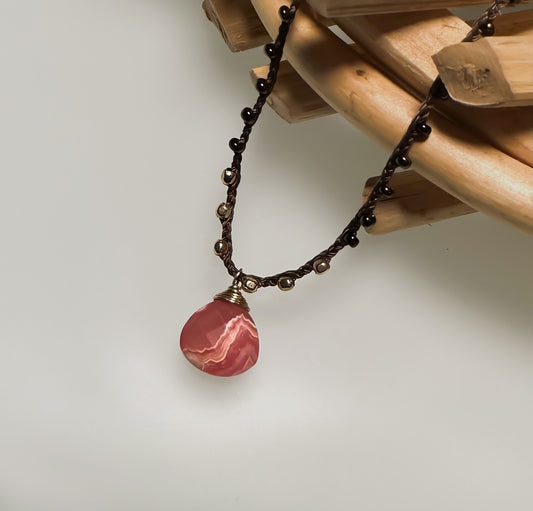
[214,272,250,311]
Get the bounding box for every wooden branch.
[250,0,533,232]
[307,0,498,17]
[363,171,475,234]
[335,10,533,166]
[202,0,270,52]
[433,36,533,107]
[251,61,335,122]
[202,0,334,52]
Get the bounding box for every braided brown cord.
[217,0,513,290]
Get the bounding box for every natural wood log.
[202,0,334,52]
[250,0,533,232]
[363,171,475,234]
[202,0,270,52]
[335,10,533,166]
[249,42,389,123]
[433,35,533,107]
[307,0,500,17]
[251,61,335,122]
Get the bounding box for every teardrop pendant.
[180,285,259,377]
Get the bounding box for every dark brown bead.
[479,21,495,37]
[415,122,432,140]
[256,78,271,95]
[229,137,245,153]
[264,43,278,59]
[380,183,394,196]
[396,154,411,169]
[362,213,377,227]
[241,107,256,125]
[279,5,291,21]
[343,231,359,248]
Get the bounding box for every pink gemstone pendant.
[180,288,259,377]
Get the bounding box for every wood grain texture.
[363,171,475,234]
[307,0,500,17]
[202,0,270,52]
[433,35,533,106]
[251,61,335,122]
[335,10,533,166]
[250,0,533,232]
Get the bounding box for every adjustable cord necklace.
[180,0,511,377]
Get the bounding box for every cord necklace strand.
[215,0,514,293]
[180,0,514,377]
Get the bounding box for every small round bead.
[343,231,359,248]
[216,203,231,220]
[229,137,245,153]
[396,154,411,169]
[241,107,256,125]
[221,167,237,186]
[415,122,432,140]
[380,183,394,196]
[279,5,291,21]
[362,213,377,227]
[256,78,271,95]
[479,21,495,37]
[214,239,230,256]
[313,259,330,275]
[242,276,260,293]
[264,43,278,59]
[278,275,295,291]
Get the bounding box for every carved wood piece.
[363,171,476,234]
[335,10,533,166]
[202,0,270,52]
[250,0,533,232]
[433,35,533,107]
[251,61,335,122]
[202,0,334,52]
[307,0,506,17]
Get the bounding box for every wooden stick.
[202,0,270,52]
[249,41,389,123]
[433,35,533,107]
[363,171,475,234]
[252,59,478,232]
[250,0,533,232]
[202,0,334,52]
[335,10,533,166]
[307,0,501,17]
[251,61,335,122]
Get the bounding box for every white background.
[1,1,532,510]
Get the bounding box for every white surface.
[1,2,532,510]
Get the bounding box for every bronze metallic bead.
[214,239,229,256]
[242,275,260,294]
[216,203,231,220]
[221,168,237,186]
[313,259,330,275]
[277,275,295,291]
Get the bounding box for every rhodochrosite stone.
[180,299,259,376]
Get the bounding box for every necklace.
[180,0,512,377]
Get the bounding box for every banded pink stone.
[180,299,259,377]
